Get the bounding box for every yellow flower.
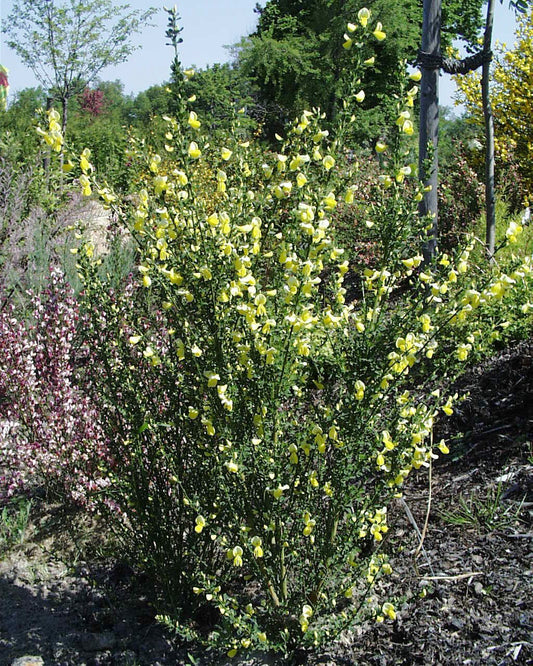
[153,175,168,195]
[347,22,357,32]
[354,379,365,400]
[358,8,371,27]
[80,148,92,173]
[188,110,201,129]
[296,172,307,188]
[221,147,233,160]
[289,153,310,171]
[231,545,243,566]
[323,191,337,209]
[323,155,335,171]
[437,440,450,454]
[343,35,353,49]
[195,515,206,533]
[355,90,365,103]
[251,536,263,558]
[272,484,289,499]
[188,142,201,159]
[456,343,471,361]
[382,602,396,620]
[373,22,386,41]
[299,603,313,632]
[183,68,195,79]
[409,69,422,82]
[505,220,523,243]
[376,141,387,153]
[79,174,92,197]
[364,56,375,66]
[402,120,414,136]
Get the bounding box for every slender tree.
[418,0,529,259]
[2,0,156,139]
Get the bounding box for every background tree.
[455,4,533,206]
[183,63,257,136]
[236,0,487,143]
[0,87,48,163]
[237,0,422,142]
[67,80,132,189]
[2,0,156,139]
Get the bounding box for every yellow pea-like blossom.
[153,175,168,195]
[272,484,289,499]
[188,111,201,129]
[80,148,92,173]
[354,380,365,400]
[438,440,450,454]
[225,460,239,473]
[188,142,201,159]
[373,22,386,41]
[323,155,335,171]
[251,536,263,558]
[296,172,307,188]
[382,602,396,620]
[358,8,371,27]
[195,516,206,533]
[79,174,92,197]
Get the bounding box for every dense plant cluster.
[437,143,485,251]
[0,268,108,502]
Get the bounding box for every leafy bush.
[437,143,485,252]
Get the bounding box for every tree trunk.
[60,95,68,183]
[482,0,496,258]
[43,95,53,179]
[418,0,441,262]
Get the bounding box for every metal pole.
[419,0,441,262]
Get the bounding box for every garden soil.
[1,341,532,666]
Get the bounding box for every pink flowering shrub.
[0,268,109,504]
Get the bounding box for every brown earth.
[1,341,532,666]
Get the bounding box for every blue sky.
[0,0,522,109]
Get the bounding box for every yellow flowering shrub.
[36,9,533,658]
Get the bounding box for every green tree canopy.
[236,0,485,141]
[2,0,156,137]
